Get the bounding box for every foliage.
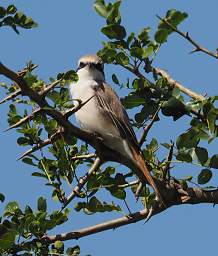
[0,4,37,34]
[0,1,217,255]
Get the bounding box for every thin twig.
[64,95,95,118]
[139,104,162,147]
[17,131,62,160]
[71,153,96,161]
[61,157,102,211]
[156,15,218,59]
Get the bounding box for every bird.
[69,54,164,206]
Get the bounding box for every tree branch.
[61,157,102,211]
[157,15,218,60]
[11,184,218,253]
[154,67,205,101]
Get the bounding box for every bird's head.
[77,54,105,81]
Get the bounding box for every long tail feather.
[131,146,166,207]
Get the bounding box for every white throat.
[77,66,105,82]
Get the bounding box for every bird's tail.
[130,146,165,207]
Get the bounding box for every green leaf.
[37,197,47,212]
[109,188,126,200]
[138,27,150,45]
[154,29,169,43]
[54,240,64,250]
[22,157,37,166]
[130,47,143,59]
[0,229,17,250]
[166,9,188,27]
[121,93,146,109]
[63,70,78,83]
[207,109,216,133]
[195,147,208,165]
[66,245,80,256]
[106,1,121,24]
[94,0,108,18]
[210,154,218,169]
[0,193,5,203]
[176,129,200,149]
[115,52,129,65]
[17,137,30,146]
[176,151,192,163]
[112,74,119,84]
[101,24,126,40]
[7,4,17,14]
[3,202,20,217]
[198,169,212,184]
[162,96,187,120]
[0,7,6,18]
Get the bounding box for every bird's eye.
[95,63,103,72]
[79,62,86,69]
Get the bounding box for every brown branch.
[61,157,102,211]
[11,184,218,253]
[157,15,218,60]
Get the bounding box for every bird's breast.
[69,80,118,137]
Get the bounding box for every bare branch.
[61,157,102,211]
[156,15,218,59]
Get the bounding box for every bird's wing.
[93,82,139,149]
[94,82,165,206]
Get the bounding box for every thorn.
[64,95,95,118]
[4,108,42,132]
[0,89,21,105]
[189,47,199,54]
[41,79,61,95]
[135,182,143,201]
[143,207,154,224]
[18,64,38,76]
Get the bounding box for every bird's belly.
[75,95,119,138]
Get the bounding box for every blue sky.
[0,1,218,255]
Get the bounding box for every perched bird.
[70,54,164,205]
